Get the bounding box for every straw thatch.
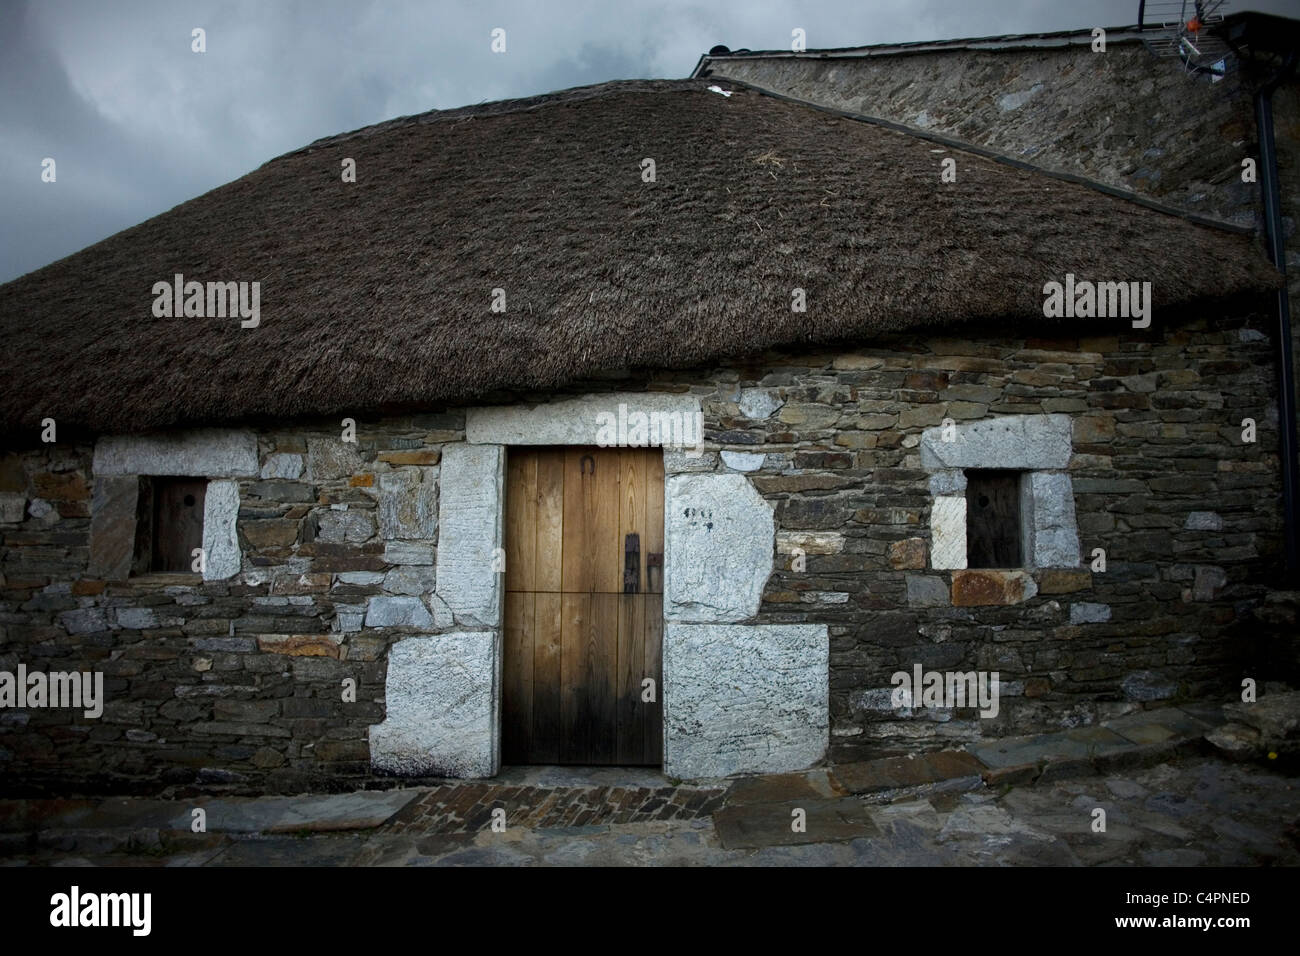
[0,78,1279,436]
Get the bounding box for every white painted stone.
[94,429,258,477]
[435,444,504,628]
[720,450,765,472]
[377,468,437,540]
[27,498,52,519]
[663,623,828,778]
[0,493,24,523]
[919,414,1072,471]
[1021,471,1080,568]
[202,479,241,581]
[930,495,967,570]
[306,438,363,480]
[466,392,702,448]
[737,388,784,421]
[260,453,304,479]
[664,473,774,623]
[365,596,434,628]
[369,632,500,778]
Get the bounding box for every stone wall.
[0,306,1288,792]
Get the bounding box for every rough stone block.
[905,574,949,607]
[665,473,774,623]
[307,438,363,480]
[435,444,504,628]
[260,453,304,479]
[466,392,702,447]
[930,494,966,570]
[1070,601,1111,624]
[1037,569,1092,594]
[1185,511,1223,531]
[369,632,500,777]
[365,596,434,629]
[383,566,436,597]
[737,388,784,420]
[316,509,376,544]
[720,450,765,472]
[1021,471,1080,568]
[952,569,1038,606]
[663,623,828,778]
[384,541,434,565]
[377,468,437,540]
[0,493,25,523]
[776,531,845,555]
[202,479,241,581]
[920,414,1071,471]
[87,477,138,580]
[889,537,927,570]
[94,429,258,477]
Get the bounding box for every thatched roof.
[0,78,1279,436]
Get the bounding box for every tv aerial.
[1138,1,1234,78]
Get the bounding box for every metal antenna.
[1139,1,1235,77]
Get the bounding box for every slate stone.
[713,798,877,850]
[87,477,138,580]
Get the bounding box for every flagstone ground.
[1,706,1296,866]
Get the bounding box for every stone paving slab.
[833,750,984,793]
[968,726,1132,768]
[170,789,422,834]
[2,756,1296,866]
[713,797,878,849]
[1104,706,1213,745]
[0,790,421,836]
[724,769,845,805]
[389,781,726,833]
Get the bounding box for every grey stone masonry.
[663,623,829,778]
[435,444,504,629]
[665,473,775,623]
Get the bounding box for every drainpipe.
[1255,50,1299,576]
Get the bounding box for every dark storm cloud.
[1,0,1293,283]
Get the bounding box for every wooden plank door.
[503,446,663,765]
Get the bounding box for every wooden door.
[503,446,664,766]
[150,477,207,573]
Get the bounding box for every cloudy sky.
[2,0,1292,283]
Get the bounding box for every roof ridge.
[275,78,710,165]
[710,76,1256,236]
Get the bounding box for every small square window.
[133,477,207,574]
[965,470,1021,569]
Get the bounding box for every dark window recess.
[133,477,207,574]
[965,470,1022,569]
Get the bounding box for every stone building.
[0,17,1296,794]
